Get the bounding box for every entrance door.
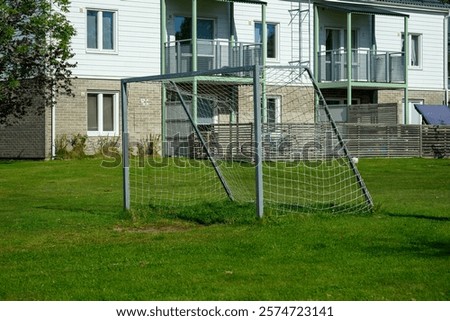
[406,99,423,124]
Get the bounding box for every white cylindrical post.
[253,64,264,218]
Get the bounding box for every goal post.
[121,65,373,217]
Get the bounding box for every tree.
[0,0,76,125]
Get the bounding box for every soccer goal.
[121,65,373,217]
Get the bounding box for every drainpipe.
[261,3,267,123]
[160,0,167,155]
[51,91,56,159]
[444,11,450,105]
[192,0,198,124]
[313,5,320,122]
[347,12,352,106]
[404,16,409,124]
[160,0,166,75]
[229,2,237,123]
[49,0,56,159]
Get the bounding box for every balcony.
[165,39,262,74]
[317,49,405,84]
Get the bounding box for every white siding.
[165,0,230,41]
[234,0,295,65]
[68,0,160,79]
[376,11,446,90]
[66,0,448,91]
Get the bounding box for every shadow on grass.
[126,200,375,227]
[128,201,258,226]
[385,212,450,222]
[418,240,450,257]
[364,239,450,259]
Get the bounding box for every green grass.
[0,158,449,300]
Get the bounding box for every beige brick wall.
[378,89,446,105]
[378,89,446,123]
[55,78,162,155]
[3,76,446,159]
[237,85,315,124]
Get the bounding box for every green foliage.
[0,0,76,124]
[55,133,87,159]
[54,134,70,159]
[97,135,120,157]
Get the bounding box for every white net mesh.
[124,66,373,215]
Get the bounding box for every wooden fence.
[421,126,450,158]
[187,124,450,159]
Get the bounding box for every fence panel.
[421,126,450,158]
[339,124,421,158]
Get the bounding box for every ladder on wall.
[288,0,311,68]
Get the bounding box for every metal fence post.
[121,80,130,211]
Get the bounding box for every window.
[87,93,119,136]
[410,34,421,67]
[402,33,422,67]
[174,16,214,40]
[87,10,116,51]
[324,98,360,123]
[266,97,281,124]
[262,97,281,132]
[255,22,278,60]
[197,98,218,125]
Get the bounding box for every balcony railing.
[317,49,405,83]
[165,39,262,74]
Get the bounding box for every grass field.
[0,157,449,300]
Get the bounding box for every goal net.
[121,65,373,216]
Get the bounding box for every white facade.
[67,0,161,79]
[67,0,301,79]
[67,0,448,85]
[64,0,450,106]
[376,10,447,91]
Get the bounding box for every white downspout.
[49,0,56,159]
[51,91,56,159]
[444,10,450,105]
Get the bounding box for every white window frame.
[87,92,119,136]
[196,96,219,125]
[255,22,280,61]
[402,33,422,69]
[86,9,118,53]
[265,96,281,124]
[409,34,422,68]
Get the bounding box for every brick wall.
[55,78,162,155]
[0,103,47,159]
[377,89,447,123]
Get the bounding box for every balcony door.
[174,16,214,41]
[175,16,215,71]
[325,28,357,81]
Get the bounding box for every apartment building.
[1,0,449,158]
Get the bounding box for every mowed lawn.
[0,157,449,300]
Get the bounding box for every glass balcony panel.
[165,39,262,74]
[317,49,405,84]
